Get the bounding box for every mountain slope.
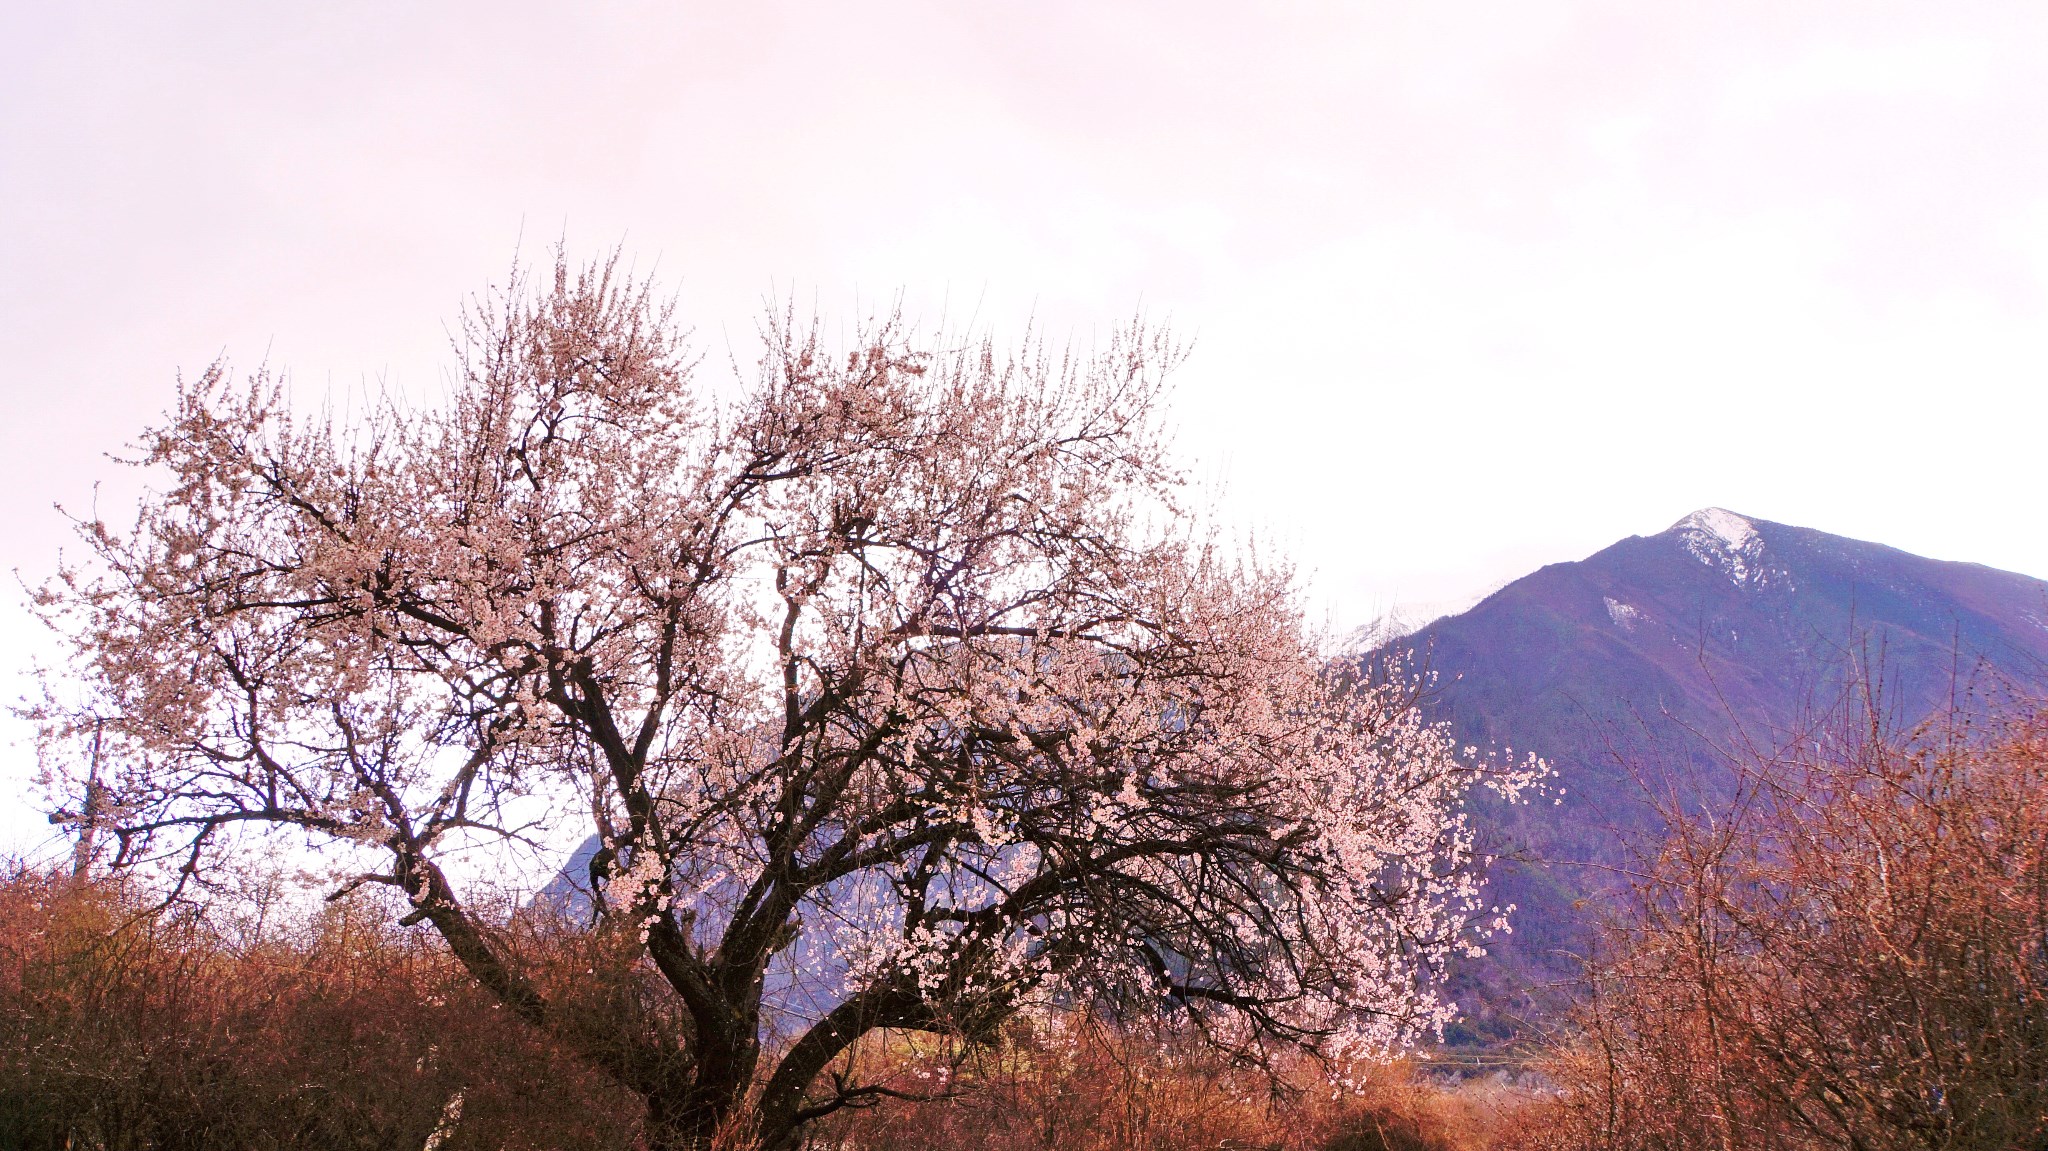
[1386,509,2048,1043]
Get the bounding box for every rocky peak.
[1668,507,1774,587]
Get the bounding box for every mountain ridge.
[1379,509,2048,1046]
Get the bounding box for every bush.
[816,1017,1518,1151]
[0,863,1546,1151]
[0,867,639,1151]
[1513,698,2048,1151]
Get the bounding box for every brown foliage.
[0,862,1550,1151]
[0,866,640,1151]
[1513,695,2048,1151]
[815,1019,1522,1151]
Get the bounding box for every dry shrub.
[0,862,1550,1150]
[0,866,641,1151]
[815,1016,1526,1151]
[1506,698,2048,1151]
[1324,1070,1528,1151]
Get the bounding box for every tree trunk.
[642,1015,763,1151]
[646,1087,745,1151]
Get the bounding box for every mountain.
[1383,509,2048,1046]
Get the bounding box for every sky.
[4,2,2047,854]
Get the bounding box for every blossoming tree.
[38,254,1539,1150]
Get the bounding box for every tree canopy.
[37,253,1541,1150]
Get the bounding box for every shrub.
[0,866,639,1151]
[1514,697,2048,1151]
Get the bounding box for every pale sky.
[5,2,2047,853]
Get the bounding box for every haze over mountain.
[1379,509,2048,1044]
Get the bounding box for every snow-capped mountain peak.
[1670,507,1768,586]
[1367,510,2048,1030]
